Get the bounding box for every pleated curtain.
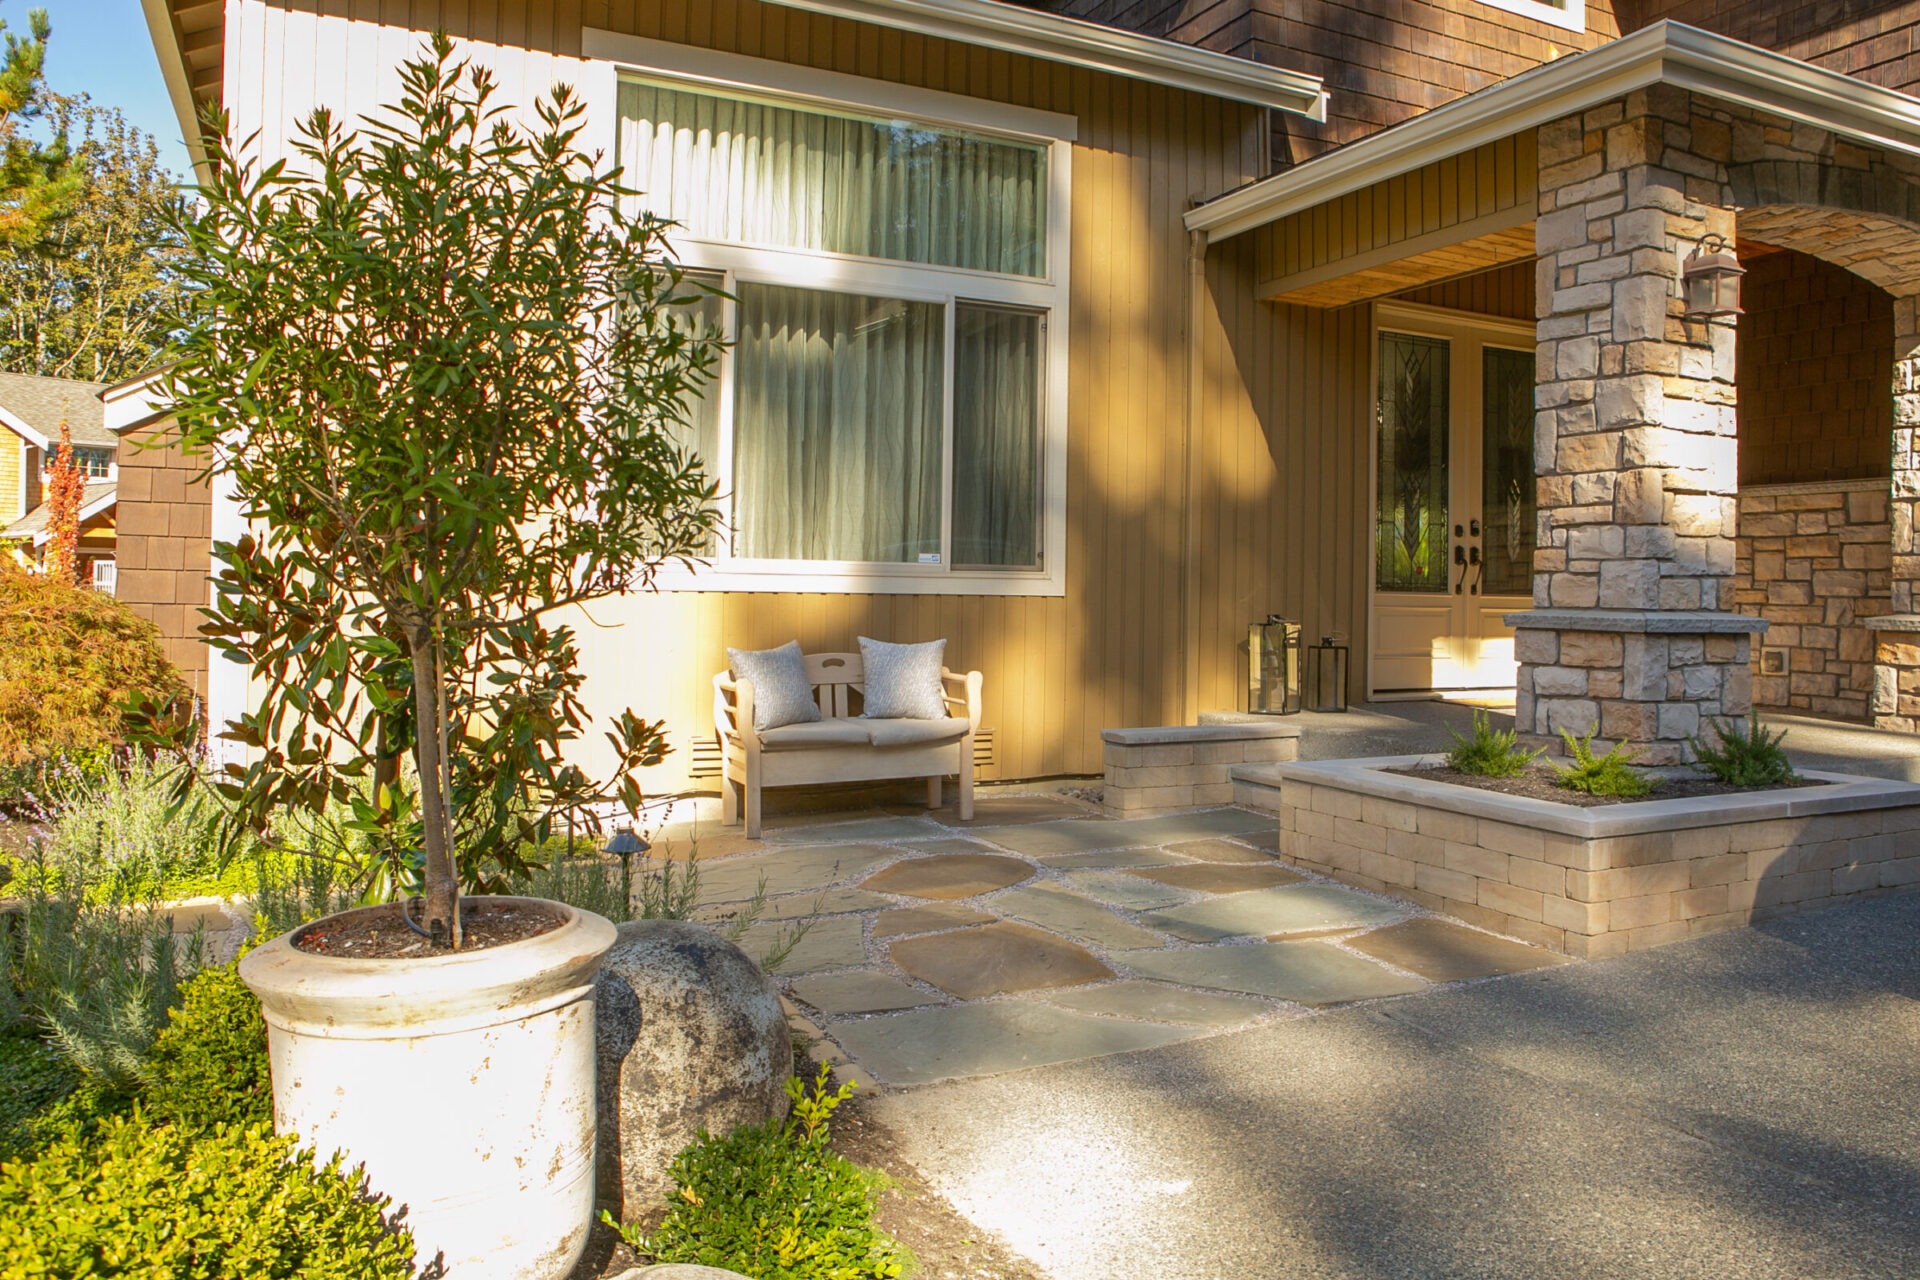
[619,81,1046,568]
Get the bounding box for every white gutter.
[758,0,1326,118]
[1188,20,1920,241]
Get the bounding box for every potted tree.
[157,35,722,1280]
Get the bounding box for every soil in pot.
[1390,765,1826,807]
[294,898,561,958]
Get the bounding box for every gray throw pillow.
[859,636,948,720]
[727,641,821,733]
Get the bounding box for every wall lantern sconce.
[1681,233,1745,320]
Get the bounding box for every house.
[137,0,1920,788]
[0,372,119,591]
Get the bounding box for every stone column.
[1871,300,1920,729]
[1513,88,1765,765]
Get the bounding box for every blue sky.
[32,0,192,178]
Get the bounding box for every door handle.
[1469,519,1481,538]
[1467,545,1483,596]
[1452,543,1468,595]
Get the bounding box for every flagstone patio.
[653,791,1568,1088]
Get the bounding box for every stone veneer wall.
[1278,767,1920,959]
[1733,480,1890,720]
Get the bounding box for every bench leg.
[721,772,740,827]
[745,773,763,840]
[958,747,975,822]
[926,776,942,810]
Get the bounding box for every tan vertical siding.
[1392,259,1538,320]
[230,0,1288,788]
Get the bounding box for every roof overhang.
[143,0,1326,168]
[1189,20,1920,241]
[756,0,1325,116]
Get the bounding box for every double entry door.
[1369,308,1536,696]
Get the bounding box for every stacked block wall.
[1103,726,1299,813]
[1279,778,1920,958]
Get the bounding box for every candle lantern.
[1305,635,1349,713]
[1681,233,1744,320]
[1246,615,1302,715]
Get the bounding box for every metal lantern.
[1681,233,1744,320]
[605,824,650,910]
[1247,615,1302,715]
[1305,634,1349,714]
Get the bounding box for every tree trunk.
[410,624,463,948]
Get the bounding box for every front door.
[1370,309,1536,696]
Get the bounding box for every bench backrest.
[801,652,866,718]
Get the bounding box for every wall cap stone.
[1742,478,1888,497]
[1506,609,1770,635]
[1102,723,1303,745]
[1267,755,1920,838]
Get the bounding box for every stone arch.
[1729,160,1920,299]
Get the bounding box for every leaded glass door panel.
[1370,312,1536,695]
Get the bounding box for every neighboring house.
[0,372,119,591]
[138,0,1920,785]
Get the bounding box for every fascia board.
[141,0,212,183]
[1188,21,1920,241]
[756,0,1326,117]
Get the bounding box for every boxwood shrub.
[0,1111,423,1278]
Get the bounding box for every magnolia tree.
[161,35,721,947]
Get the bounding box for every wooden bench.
[713,652,982,838]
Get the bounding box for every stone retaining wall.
[1733,480,1889,720]
[1274,757,1920,958]
[1101,724,1301,815]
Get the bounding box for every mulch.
[1390,764,1824,807]
[293,899,562,958]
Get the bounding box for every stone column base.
[1869,616,1920,731]
[1508,609,1769,765]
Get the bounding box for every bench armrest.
[940,667,983,734]
[713,673,759,747]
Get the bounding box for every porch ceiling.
[1263,213,1536,308]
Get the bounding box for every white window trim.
[1472,0,1585,34]
[582,36,1073,598]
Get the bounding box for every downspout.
[1181,227,1208,726]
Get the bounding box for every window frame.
[1471,0,1585,33]
[593,35,1073,597]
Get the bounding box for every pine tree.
[0,5,81,248]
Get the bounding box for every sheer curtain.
[730,283,944,562]
[953,306,1041,566]
[618,82,1046,277]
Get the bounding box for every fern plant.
[1444,710,1542,778]
[1688,715,1794,786]
[1554,731,1653,798]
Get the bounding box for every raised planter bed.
[1272,756,1920,958]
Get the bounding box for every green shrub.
[1444,709,1542,778]
[9,753,226,903]
[1554,731,1654,798]
[609,1066,910,1280]
[0,563,190,769]
[143,964,272,1132]
[0,876,205,1092]
[1688,715,1795,787]
[0,1110,423,1278]
[0,1030,130,1162]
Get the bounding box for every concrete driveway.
[870,891,1920,1280]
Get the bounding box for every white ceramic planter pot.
[240,897,616,1280]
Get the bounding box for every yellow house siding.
[224,0,1274,788]
[0,434,23,526]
